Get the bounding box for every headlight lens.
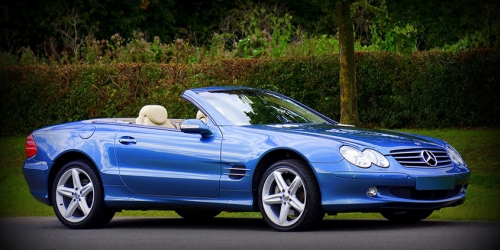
[364,149,390,168]
[340,146,390,168]
[447,144,465,165]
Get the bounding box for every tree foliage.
[369,0,500,52]
[3,0,497,128]
[1,0,498,55]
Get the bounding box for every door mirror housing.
[180,119,213,137]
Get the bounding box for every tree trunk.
[337,0,359,126]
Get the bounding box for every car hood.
[248,124,446,153]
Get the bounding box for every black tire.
[175,210,221,220]
[258,159,324,231]
[51,160,115,229]
[380,210,433,222]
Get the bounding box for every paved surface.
[1,217,499,250]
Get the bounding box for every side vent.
[224,164,250,180]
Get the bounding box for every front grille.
[391,148,452,168]
[390,186,462,200]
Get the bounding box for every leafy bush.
[0,50,498,136]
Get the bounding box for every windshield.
[198,90,331,125]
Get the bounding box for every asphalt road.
[1,217,499,250]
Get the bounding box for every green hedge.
[240,50,500,128]
[1,50,499,136]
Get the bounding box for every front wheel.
[380,210,433,222]
[51,160,115,229]
[258,159,324,231]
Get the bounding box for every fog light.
[366,186,378,197]
[461,184,467,194]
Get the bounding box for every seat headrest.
[138,105,168,124]
[196,110,206,120]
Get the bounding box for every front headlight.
[364,149,390,168]
[340,146,390,168]
[447,144,465,166]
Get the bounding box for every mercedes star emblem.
[421,150,438,166]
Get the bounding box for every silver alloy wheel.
[55,168,94,223]
[261,167,306,227]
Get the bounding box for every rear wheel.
[381,210,433,222]
[51,160,115,229]
[175,210,221,220]
[258,159,324,231]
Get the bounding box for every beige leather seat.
[196,110,207,124]
[135,105,175,128]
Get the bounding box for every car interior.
[135,105,207,129]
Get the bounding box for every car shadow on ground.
[106,217,453,231]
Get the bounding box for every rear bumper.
[22,159,51,205]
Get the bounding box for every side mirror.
[180,119,213,137]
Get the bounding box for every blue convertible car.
[23,86,470,231]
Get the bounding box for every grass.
[1,128,499,221]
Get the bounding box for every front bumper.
[314,163,471,213]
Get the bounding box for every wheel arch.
[47,150,99,206]
[251,149,319,211]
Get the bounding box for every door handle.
[118,136,137,144]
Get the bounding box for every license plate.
[416,176,455,190]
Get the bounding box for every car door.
[114,124,222,198]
